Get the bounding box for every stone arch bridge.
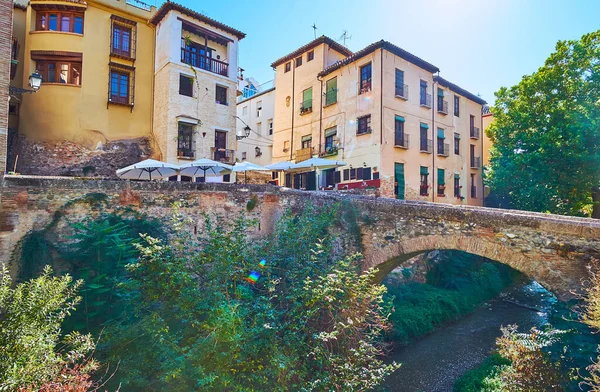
[1,176,599,300]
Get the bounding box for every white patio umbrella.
[179,158,233,179]
[116,159,179,180]
[265,161,294,172]
[288,157,347,171]
[232,161,269,183]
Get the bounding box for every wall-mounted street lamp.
[10,71,42,95]
[234,115,252,140]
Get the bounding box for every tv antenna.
[339,30,352,47]
[312,23,318,39]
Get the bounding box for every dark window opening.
[177,122,194,158]
[179,74,193,97]
[307,51,314,61]
[109,70,130,105]
[112,24,132,58]
[359,63,372,94]
[357,115,372,135]
[284,62,291,72]
[454,176,461,198]
[295,56,302,67]
[454,95,460,116]
[454,133,460,155]
[216,85,227,105]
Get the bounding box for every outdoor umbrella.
[179,158,233,179]
[265,161,294,171]
[288,157,347,171]
[116,159,180,180]
[232,161,269,183]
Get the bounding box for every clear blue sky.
[164,0,600,105]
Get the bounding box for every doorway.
[395,162,405,200]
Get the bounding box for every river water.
[384,281,557,392]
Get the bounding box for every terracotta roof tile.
[434,76,487,105]
[150,1,245,40]
[270,36,353,68]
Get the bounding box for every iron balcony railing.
[437,142,450,157]
[395,133,409,149]
[438,99,448,114]
[126,0,152,11]
[319,144,340,157]
[211,147,235,164]
[471,156,481,169]
[300,99,313,114]
[470,126,480,139]
[181,48,229,77]
[420,139,433,154]
[395,84,409,100]
[420,93,432,108]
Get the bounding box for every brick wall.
[0,0,12,175]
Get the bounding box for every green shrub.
[453,353,508,392]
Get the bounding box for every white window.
[256,122,262,136]
[242,106,248,115]
[256,101,262,117]
[268,119,273,135]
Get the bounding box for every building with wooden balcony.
[271,37,486,205]
[150,2,244,176]
[14,0,157,149]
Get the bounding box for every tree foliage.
[0,266,98,391]
[100,203,399,391]
[486,30,600,217]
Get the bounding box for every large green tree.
[486,30,600,217]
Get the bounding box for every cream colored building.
[482,105,493,166]
[235,80,275,167]
[271,37,486,206]
[151,2,245,178]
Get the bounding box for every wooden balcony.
[295,147,313,163]
[181,48,228,77]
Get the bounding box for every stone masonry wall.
[1,176,599,300]
[0,0,12,175]
[8,136,152,177]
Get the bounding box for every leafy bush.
[99,203,399,391]
[0,266,98,391]
[453,353,508,392]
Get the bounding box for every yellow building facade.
[17,0,156,148]
[272,37,486,206]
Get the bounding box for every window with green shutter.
[420,166,429,196]
[301,88,312,113]
[437,168,445,196]
[325,77,337,106]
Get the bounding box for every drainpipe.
[379,48,384,146]
[431,72,438,203]
[317,75,323,156]
[290,62,296,161]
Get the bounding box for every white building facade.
[150,2,245,176]
[235,83,275,167]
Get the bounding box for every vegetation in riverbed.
[453,353,509,392]
[385,251,519,345]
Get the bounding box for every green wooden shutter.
[420,166,429,175]
[395,163,405,200]
[303,88,312,103]
[438,168,445,185]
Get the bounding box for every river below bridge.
[383,281,557,391]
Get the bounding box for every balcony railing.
[300,99,313,114]
[470,126,480,139]
[420,93,432,108]
[420,139,433,154]
[395,84,409,100]
[211,147,235,164]
[319,145,340,157]
[295,147,313,162]
[438,99,448,114]
[126,0,152,11]
[324,90,337,106]
[437,142,450,157]
[471,156,481,169]
[181,48,229,77]
[394,133,409,149]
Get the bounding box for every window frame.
[284,62,291,73]
[454,95,460,116]
[36,11,84,34]
[179,74,193,97]
[307,50,314,61]
[295,56,302,67]
[359,63,372,94]
[177,122,195,159]
[36,59,82,86]
[325,77,337,106]
[268,119,273,135]
[215,85,228,105]
[394,117,405,147]
[454,132,460,155]
[109,69,131,105]
[357,115,372,135]
[111,23,133,58]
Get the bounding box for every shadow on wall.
[7,135,152,178]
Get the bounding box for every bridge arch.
[364,233,590,301]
